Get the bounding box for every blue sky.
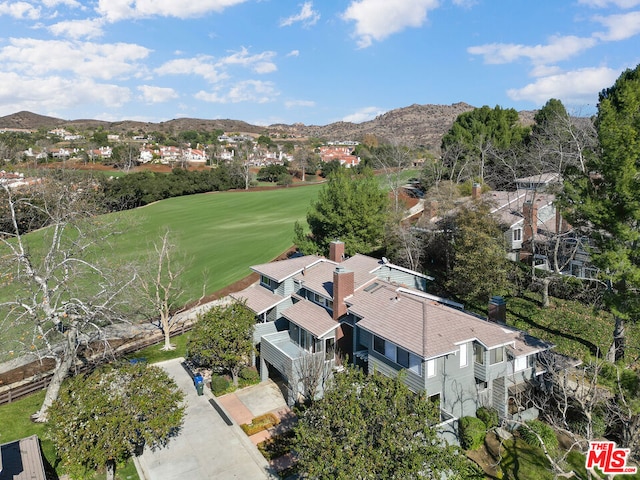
[0,0,638,126]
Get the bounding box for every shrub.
[459,416,486,450]
[476,407,499,429]
[518,420,558,454]
[210,375,230,396]
[241,413,280,436]
[239,367,260,384]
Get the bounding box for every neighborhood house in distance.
[232,240,553,444]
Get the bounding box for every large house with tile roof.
[232,241,552,439]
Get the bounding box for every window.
[474,343,485,365]
[490,347,504,365]
[514,356,527,372]
[325,338,335,361]
[373,336,385,354]
[513,228,522,242]
[397,348,410,368]
[460,344,468,368]
[409,355,422,375]
[385,342,395,361]
[427,359,436,377]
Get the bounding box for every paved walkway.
[135,358,276,480]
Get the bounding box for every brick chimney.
[423,199,438,219]
[333,266,354,321]
[523,200,538,245]
[488,296,506,324]
[472,183,482,200]
[329,240,345,263]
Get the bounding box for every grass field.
[111,184,322,300]
[0,184,321,361]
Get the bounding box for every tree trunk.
[231,367,239,387]
[542,277,550,308]
[32,324,78,422]
[606,315,625,362]
[106,459,116,480]
[160,313,176,351]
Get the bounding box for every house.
[232,241,552,440]
[0,435,47,480]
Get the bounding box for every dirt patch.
[465,432,503,478]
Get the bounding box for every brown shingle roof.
[282,299,339,338]
[251,255,325,283]
[230,283,287,315]
[350,283,519,359]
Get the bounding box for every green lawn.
[504,292,640,362]
[112,185,321,299]
[0,185,321,361]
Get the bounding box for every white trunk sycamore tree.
[0,174,137,422]
[139,229,196,351]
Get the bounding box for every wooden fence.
[0,324,195,406]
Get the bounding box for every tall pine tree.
[564,65,640,361]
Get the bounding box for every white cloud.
[0,38,150,80]
[156,56,227,83]
[41,0,82,7]
[578,0,640,7]
[96,0,249,22]
[0,1,40,19]
[507,66,621,105]
[593,11,640,40]
[195,80,278,103]
[285,99,315,108]
[138,85,179,103]
[530,65,562,77]
[280,2,320,27]
[468,35,597,65]
[286,50,300,57]
[220,47,277,74]
[49,18,105,39]
[0,71,131,115]
[342,106,385,123]
[342,0,439,48]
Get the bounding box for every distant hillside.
[0,103,537,151]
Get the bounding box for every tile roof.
[282,299,339,338]
[0,435,47,480]
[292,254,379,297]
[350,282,521,359]
[230,283,287,315]
[251,255,325,283]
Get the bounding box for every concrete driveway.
[135,358,277,480]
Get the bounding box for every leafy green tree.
[186,301,255,386]
[319,159,343,178]
[47,362,184,480]
[563,65,640,362]
[294,170,390,256]
[256,164,288,182]
[445,203,510,304]
[293,367,480,479]
[441,105,530,184]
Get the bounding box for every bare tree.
[294,144,319,182]
[0,175,138,421]
[373,140,415,213]
[293,349,333,404]
[139,230,190,351]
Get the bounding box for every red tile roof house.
[231,241,552,444]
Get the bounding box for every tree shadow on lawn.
[507,306,602,358]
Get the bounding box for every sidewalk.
[135,358,276,480]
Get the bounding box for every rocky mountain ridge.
[0,103,537,151]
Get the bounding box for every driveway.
[135,358,277,480]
